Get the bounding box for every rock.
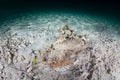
[27,66,33,73]
[0,63,3,70]
[8,58,12,64]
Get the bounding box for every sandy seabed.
[0,12,120,80]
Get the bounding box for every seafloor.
[0,12,120,80]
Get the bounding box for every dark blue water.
[0,3,120,35]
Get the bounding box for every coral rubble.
[0,24,120,80]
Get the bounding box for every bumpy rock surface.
[0,24,120,80]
